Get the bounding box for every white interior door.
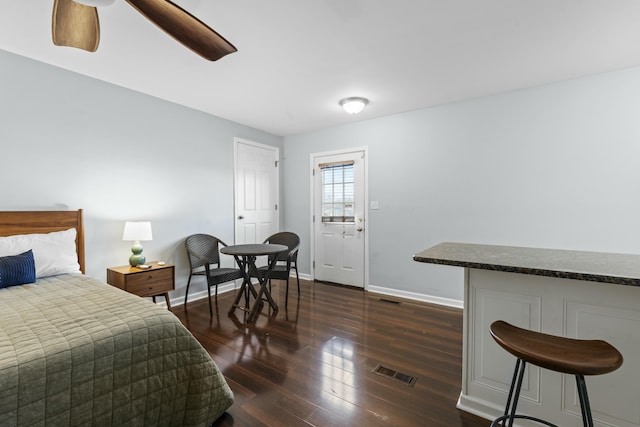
[313,149,366,288]
[235,138,279,244]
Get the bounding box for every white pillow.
[0,228,81,278]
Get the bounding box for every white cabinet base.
[459,269,640,427]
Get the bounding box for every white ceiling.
[2,0,640,136]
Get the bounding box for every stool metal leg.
[576,375,594,427]
[491,358,526,427]
[491,358,557,427]
[493,371,597,427]
[507,359,526,427]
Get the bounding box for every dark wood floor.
[172,279,490,427]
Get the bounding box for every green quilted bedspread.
[0,274,233,426]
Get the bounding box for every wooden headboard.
[0,210,85,273]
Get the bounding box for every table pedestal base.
[228,253,279,323]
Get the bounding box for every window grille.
[319,161,355,223]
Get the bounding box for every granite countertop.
[413,242,640,287]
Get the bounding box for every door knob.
[357,227,363,232]
[238,215,244,220]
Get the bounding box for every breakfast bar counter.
[414,242,640,427]
[414,242,640,286]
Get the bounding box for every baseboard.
[366,284,463,309]
[164,276,462,310]
[298,272,312,281]
[456,392,500,423]
[158,282,238,308]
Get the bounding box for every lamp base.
[129,254,146,267]
[129,240,145,267]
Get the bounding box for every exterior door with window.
[313,150,366,287]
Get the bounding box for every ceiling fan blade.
[52,0,100,52]
[125,0,237,61]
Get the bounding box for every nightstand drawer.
[106,262,175,310]
[126,268,173,296]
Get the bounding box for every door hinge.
[312,215,315,223]
[313,260,315,269]
[275,204,278,211]
[275,160,279,167]
[312,169,315,176]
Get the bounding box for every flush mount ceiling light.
[340,97,369,114]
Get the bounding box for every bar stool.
[489,320,623,427]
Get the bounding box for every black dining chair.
[185,233,243,314]
[254,232,300,306]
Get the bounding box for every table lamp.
[122,221,153,267]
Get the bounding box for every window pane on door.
[320,162,355,223]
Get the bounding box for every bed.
[0,210,233,426]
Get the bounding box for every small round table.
[221,243,288,322]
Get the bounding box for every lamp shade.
[122,221,152,267]
[340,97,369,114]
[72,0,115,6]
[122,221,153,242]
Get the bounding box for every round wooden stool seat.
[489,320,623,427]
[490,321,623,376]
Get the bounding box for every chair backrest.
[185,234,225,270]
[264,231,300,263]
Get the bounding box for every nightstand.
[106,261,175,309]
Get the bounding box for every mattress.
[0,273,233,426]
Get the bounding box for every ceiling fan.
[51,0,237,61]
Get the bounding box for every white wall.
[5,47,640,307]
[0,50,283,300]
[283,65,640,304]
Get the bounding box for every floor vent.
[373,364,417,386]
[378,298,401,304]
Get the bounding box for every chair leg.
[285,277,290,306]
[576,375,594,427]
[207,282,213,315]
[184,275,192,306]
[294,265,300,294]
